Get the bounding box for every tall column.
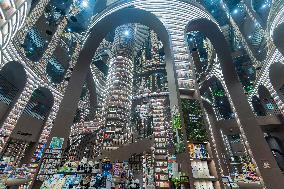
[102,24,135,149]
[131,29,171,188]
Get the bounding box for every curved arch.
[18,87,54,124]
[0,61,27,125]
[32,87,54,109]
[47,7,175,145]
[45,2,283,187]
[186,18,283,187]
[0,61,27,90]
[186,18,246,91]
[234,53,256,92]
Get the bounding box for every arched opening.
[234,52,256,93]
[200,76,234,120]
[186,18,281,188]
[202,100,251,182]
[269,62,284,100]
[187,31,213,82]
[39,7,185,189]
[0,61,27,126]
[251,95,267,116]
[273,23,284,57]
[47,6,176,148]
[4,87,54,165]
[39,4,283,188]
[46,56,69,84]
[61,25,171,189]
[190,30,260,185]
[258,85,281,116]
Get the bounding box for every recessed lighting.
[82,0,88,8]
[124,30,130,36]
